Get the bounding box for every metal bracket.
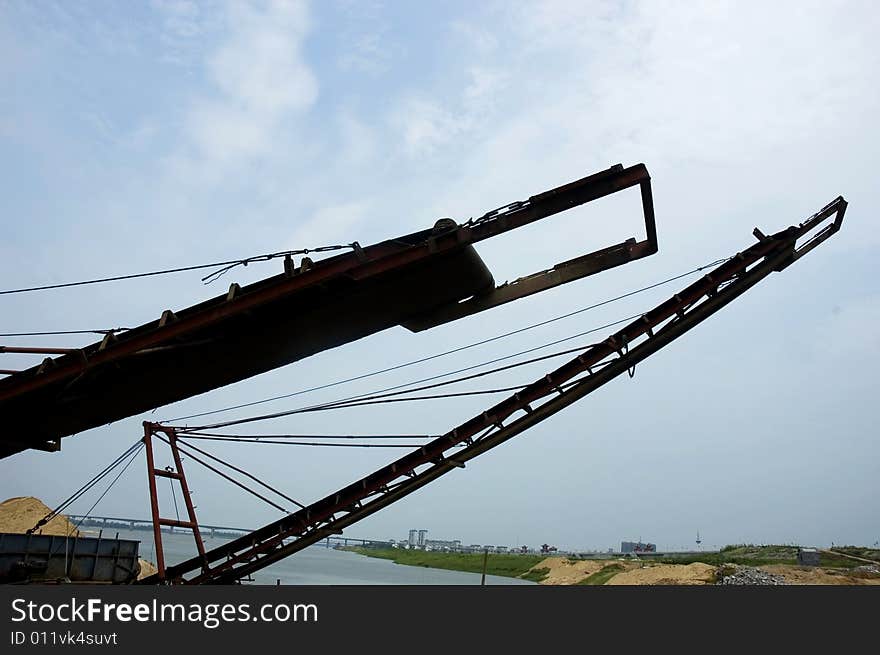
[402,163,657,331]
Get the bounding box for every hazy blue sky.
[1,0,878,554]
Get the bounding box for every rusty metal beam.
[0,163,658,458]
[0,163,652,403]
[0,346,78,355]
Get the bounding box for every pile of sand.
[1,496,158,582]
[608,562,717,585]
[527,557,627,585]
[526,558,716,585]
[0,496,80,537]
[137,558,158,580]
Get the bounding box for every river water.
[102,528,534,585]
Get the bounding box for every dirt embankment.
[530,557,610,584]
[0,496,157,581]
[528,557,717,585]
[524,556,880,586]
[608,563,716,585]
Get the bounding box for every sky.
[1,0,878,554]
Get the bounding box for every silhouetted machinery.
[1,163,846,584]
[0,164,656,458]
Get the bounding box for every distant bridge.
[65,515,388,546]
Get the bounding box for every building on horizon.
[424,539,461,551]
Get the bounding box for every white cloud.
[494,0,880,167]
[393,68,507,157]
[208,1,315,115]
[338,31,389,75]
[381,0,880,253]
[396,98,465,156]
[334,0,393,75]
[463,66,508,111]
[288,200,369,249]
[451,20,499,56]
[173,0,317,179]
[336,111,377,166]
[151,0,205,39]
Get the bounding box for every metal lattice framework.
[140,196,845,584]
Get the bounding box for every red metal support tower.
[142,422,208,583]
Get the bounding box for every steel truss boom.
[143,196,845,584]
